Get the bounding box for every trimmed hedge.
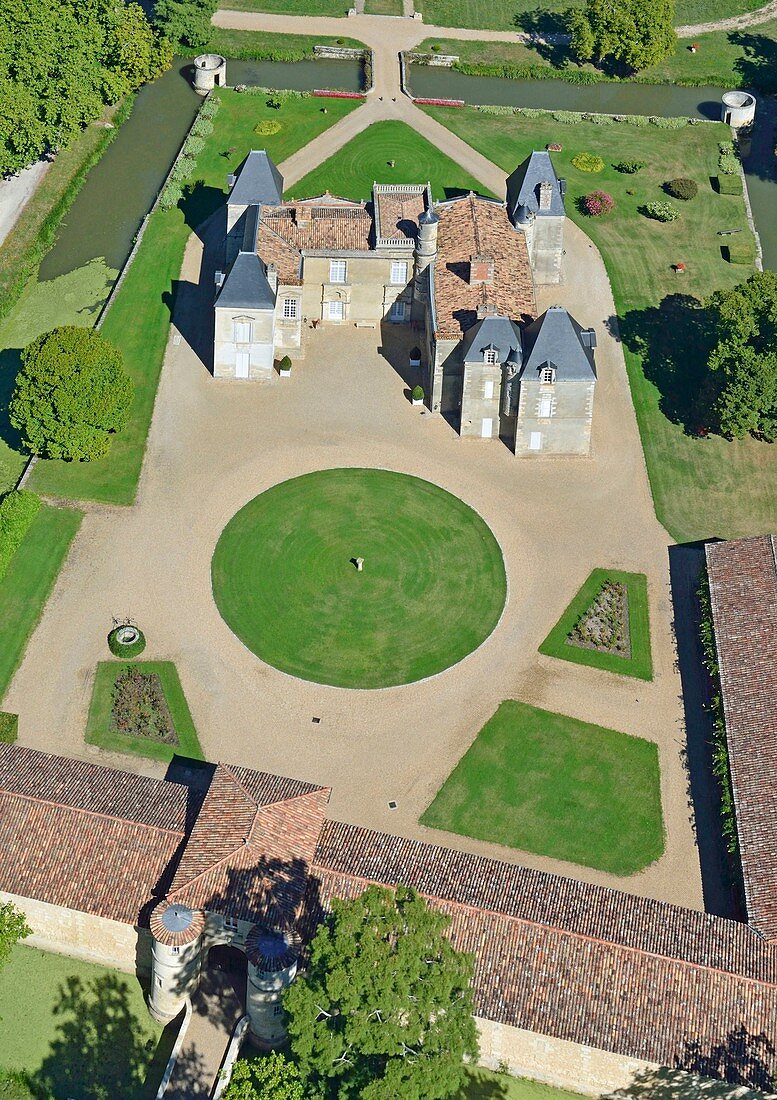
[0,712,18,743]
[725,237,756,264]
[717,173,743,195]
[108,625,147,658]
[0,491,42,583]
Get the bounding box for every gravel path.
[677,0,777,37]
[0,159,50,249]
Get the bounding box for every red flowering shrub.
[582,190,614,216]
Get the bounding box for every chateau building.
[213,151,596,456]
[2,536,777,1095]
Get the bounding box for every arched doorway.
[199,943,247,1027]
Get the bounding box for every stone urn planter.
[278,355,292,378]
[108,622,146,659]
[411,385,425,407]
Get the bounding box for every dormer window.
[540,367,555,384]
[484,349,498,365]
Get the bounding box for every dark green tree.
[153,0,218,50]
[222,1052,305,1100]
[0,901,30,973]
[0,0,170,175]
[10,326,134,461]
[569,0,677,72]
[699,270,777,440]
[285,885,479,1100]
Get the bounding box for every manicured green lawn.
[365,0,404,13]
[416,19,777,91]
[291,119,493,202]
[218,0,349,13]
[205,27,366,59]
[212,468,506,688]
[461,1069,584,1100]
[86,660,203,762]
[422,700,665,874]
[0,503,81,702]
[27,90,362,505]
[422,107,775,543]
[414,0,767,31]
[0,945,170,1099]
[539,569,652,681]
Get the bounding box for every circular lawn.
[211,469,506,689]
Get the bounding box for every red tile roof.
[706,535,777,941]
[257,198,373,286]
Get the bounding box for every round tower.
[721,90,756,127]
[413,206,439,311]
[192,54,227,96]
[148,901,205,1022]
[245,924,301,1048]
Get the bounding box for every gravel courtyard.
[6,214,703,909]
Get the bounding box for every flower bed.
[313,89,365,99]
[566,580,631,658]
[582,190,614,216]
[413,97,465,108]
[111,665,178,745]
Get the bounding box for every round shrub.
[108,625,146,659]
[254,119,282,136]
[571,152,605,173]
[411,385,424,402]
[191,116,214,137]
[184,135,205,158]
[719,151,740,175]
[613,160,644,174]
[664,178,698,200]
[643,200,680,222]
[160,182,182,209]
[582,190,614,216]
[199,97,219,118]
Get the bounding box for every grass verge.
[0,503,81,701]
[27,90,362,504]
[461,1068,585,1099]
[205,27,366,59]
[86,660,203,763]
[539,569,652,681]
[0,945,170,1098]
[421,700,664,875]
[421,107,775,542]
[291,119,493,201]
[217,0,349,13]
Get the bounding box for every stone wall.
[515,378,595,456]
[300,254,412,325]
[1,891,148,974]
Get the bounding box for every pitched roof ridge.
[0,785,185,837]
[219,761,259,810]
[313,861,777,991]
[258,216,303,256]
[167,839,247,900]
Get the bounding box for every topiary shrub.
[254,119,282,136]
[571,152,605,173]
[108,625,147,659]
[664,178,698,200]
[613,160,644,173]
[582,190,614,216]
[191,116,214,138]
[278,355,292,374]
[0,712,18,744]
[642,200,680,222]
[717,173,743,195]
[411,385,424,402]
[718,151,740,175]
[724,237,756,264]
[160,182,183,209]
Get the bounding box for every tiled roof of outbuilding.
[706,535,777,942]
[257,199,373,287]
[433,193,535,340]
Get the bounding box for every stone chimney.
[469,254,494,285]
[295,206,312,230]
[476,302,499,320]
[266,262,278,293]
[538,180,554,211]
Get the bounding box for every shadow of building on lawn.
[667,541,743,920]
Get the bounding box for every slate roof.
[166,763,330,926]
[216,251,276,311]
[706,535,777,942]
[433,193,535,340]
[461,315,522,364]
[506,151,565,220]
[521,305,596,382]
[0,744,186,925]
[229,150,284,208]
[309,821,777,1078]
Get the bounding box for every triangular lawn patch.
[539,568,652,680]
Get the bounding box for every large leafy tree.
[0,901,30,973]
[10,326,134,461]
[222,1053,305,1100]
[699,270,777,440]
[285,885,479,1100]
[569,0,677,72]
[153,0,218,50]
[0,0,170,175]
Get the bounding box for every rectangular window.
[329,260,347,284]
[328,300,344,321]
[282,298,298,320]
[224,917,238,932]
[388,299,406,323]
[484,379,495,400]
[233,320,252,343]
[484,349,498,365]
[529,431,543,451]
[273,1004,283,1016]
[390,260,408,285]
[172,946,181,955]
[538,394,553,418]
[481,418,493,438]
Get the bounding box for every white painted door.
[481,418,493,438]
[529,431,543,451]
[235,350,250,379]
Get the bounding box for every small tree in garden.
[285,885,479,1100]
[569,0,677,72]
[222,1053,304,1100]
[10,326,133,461]
[664,178,698,200]
[0,901,30,974]
[582,190,614,216]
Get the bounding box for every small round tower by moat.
[192,54,227,96]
